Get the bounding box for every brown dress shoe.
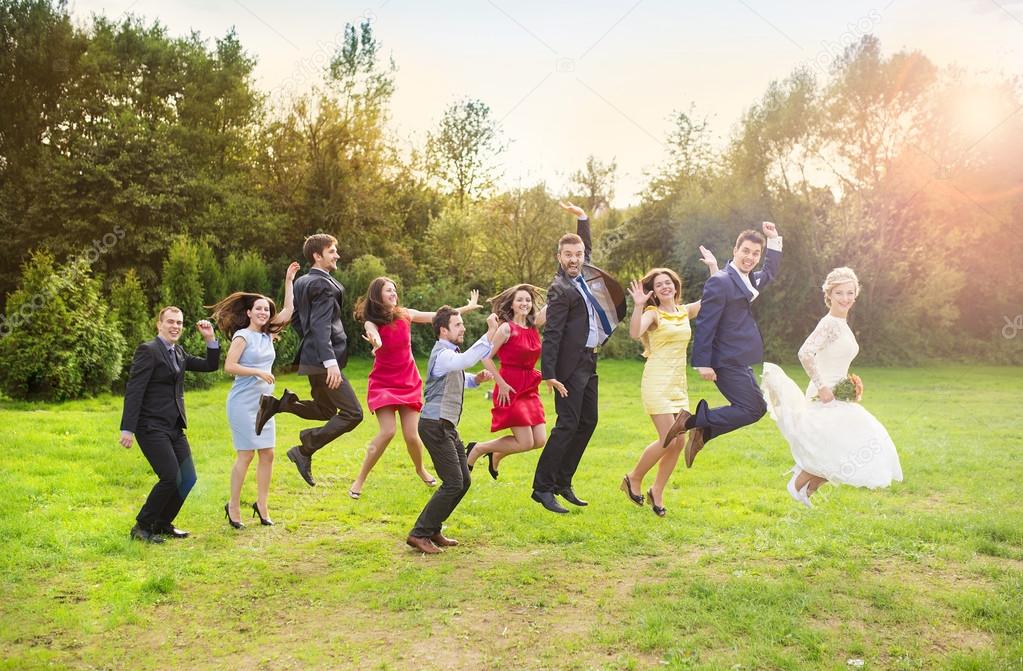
[406,535,442,554]
[663,409,692,448]
[684,427,706,468]
[430,532,458,547]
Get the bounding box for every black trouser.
[410,418,470,538]
[135,427,196,530]
[532,351,598,493]
[282,372,364,454]
[691,364,767,443]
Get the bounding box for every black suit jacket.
[291,268,348,373]
[120,338,220,434]
[541,218,626,381]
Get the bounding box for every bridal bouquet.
[831,374,864,402]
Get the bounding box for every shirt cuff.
[767,236,783,252]
[206,341,220,349]
[466,376,480,389]
[323,359,338,369]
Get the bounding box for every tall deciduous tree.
[426,98,505,207]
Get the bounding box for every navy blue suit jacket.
[691,247,781,369]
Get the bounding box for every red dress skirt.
[490,322,545,431]
[366,317,423,413]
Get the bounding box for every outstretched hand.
[629,279,653,307]
[285,261,301,282]
[698,245,719,273]
[762,221,779,238]
[465,289,480,311]
[558,201,587,219]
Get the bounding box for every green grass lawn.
[1,360,1021,670]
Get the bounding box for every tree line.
[1,0,1020,400]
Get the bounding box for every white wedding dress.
[761,315,903,488]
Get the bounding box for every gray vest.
[420,341,466,425]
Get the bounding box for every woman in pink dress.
[351,277,481,498]
[466,285,547,479]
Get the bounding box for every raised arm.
[183,320,220,372]
[753,221,782,289]
[535,303,548,328]
[686,246,719,319]
[407,290,481,324]
[628,280,658,339]
[559,201,591,263]
[272,261,301,325]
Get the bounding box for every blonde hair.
[822,267,860,308]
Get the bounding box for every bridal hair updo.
[821,267,860,308]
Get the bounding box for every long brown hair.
[639,268,683,306]
[207,292,283,338]
[488,284,544,329]
[354,276,409,326]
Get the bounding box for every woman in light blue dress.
[210,262,299,528]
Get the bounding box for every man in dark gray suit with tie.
[255,233,364,486]
[532,202,626,514]
[120,308,220,543]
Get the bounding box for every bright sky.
[68,0,1023,205]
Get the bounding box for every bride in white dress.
[761,267,903,507]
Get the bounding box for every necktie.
[575,275,613,336]
[166,346,179,374]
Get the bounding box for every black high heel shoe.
[251,501,274,526]
[225,502,244,529]
[620,476,644,506]
[486,452,499,480]
[647,489,667,517]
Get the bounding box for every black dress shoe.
[557,487,588,506]
[130,524,165,544]
[287,446,315,487]
[154,523,190,538]
[254,394,279,436]
[531,490,569,514]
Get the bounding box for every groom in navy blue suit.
[664,222,782,467]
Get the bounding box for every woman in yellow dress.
[622,249,716,516]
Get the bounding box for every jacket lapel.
[726,264,754,301]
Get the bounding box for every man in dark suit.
[664,222,782,467]
[255,233,363,486]
[532,202,626,514]
[119,307,220,543]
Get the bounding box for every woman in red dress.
[466,285,547,479]
[351,277,480,498]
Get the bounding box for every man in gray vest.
[406,307,496,554]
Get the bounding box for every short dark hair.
[303,234,338,263]
[432,305,458,337]
[558,233,584,251]
[734,229,766,251]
